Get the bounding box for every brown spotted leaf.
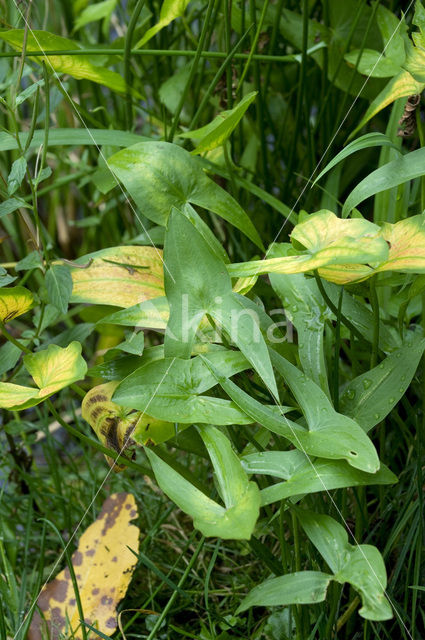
[71,246,165,308]
[29,493,139,640]
[81,382,175,470]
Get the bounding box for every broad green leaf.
[0,342,22,376]
[313,133,400,186]
[82,382,174,469]
[0,286,34,322]
[241,450,397,506]
[0,197,30,219]
[0,129,147,153]
[298,511,392,620]
[0,30,127,94]
[113,352,253,425]
[343,149,425,218]
[45,264,73,314]
[270,350,380,473]
[340,339,425,432]
[179,92,257,155]
[7,157,27,195]
[377,214,425,273]
[74,0,117,31]
[345,49,400,78]
[202,355,379,472]
[145,428,260,539]
[228,211,388,284]
[108,142,263,249]
[268,246,330,395]
[98,296,169,329]
[71,246,164,307]
[164,211,278,397]
[349,70,424,140]
[236,571,332,613]
[135,0,191,48]
[23,341,87,397]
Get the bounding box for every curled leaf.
[0,285,34,322]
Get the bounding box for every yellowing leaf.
[71,246,165,308]
[0,382,39,410]
[0,30,127,94]
[82,382,175,469]
[29,493,139,640]
[135,0,191,48]
[227,211,388,284]
[0,285,34,322]
[24,342,87,397]
[377,214,425,273]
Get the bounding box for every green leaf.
[228,211,388,285]
[349,70,424,140]
[0,129,148,153]
[298,511,392,620]
[0,197,30,219]
[135,0,191,48]
[113,352,253,425]
[145,426,260,539]
[108,142,263,249]
[340,339,425,432]
[268,246,330,395]
[0,30,127,94]
[7,157,27,195]
[313,133,400,186]
[74,0,117,31]
[241,450,397,506]
[179,91,257,155]
[45,264,73,314]
[98,297,169,330]
[236,571,332,613]
[71,246,165,307]
[164,211,278,397]
[0,286,34,322]
[343,149,425,218]
[345,49,401,78]
[23,341,87,397]
[202,355,379,472]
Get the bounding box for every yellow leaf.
[82,382,174,470]
[71,246,165,308]
[0,382,39,410]
[29,493,140,640]
[24,342,87,397]
[377,214,425,273]
[0,285,34,322]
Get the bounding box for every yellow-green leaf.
[227,211,389,284]
[135,0,191,48]
[82,382,175,469]
[71,246,165,308]
[179,91,258,155]
[349,70,424,140]
[24,341,87,397]
[377,214,425,273]
[28,493,139,640]
[0,382,39,411]
[0,30,127,94]
[0,285,34,322]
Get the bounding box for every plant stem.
[124,0,146,130]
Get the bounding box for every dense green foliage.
[1,1,425,639]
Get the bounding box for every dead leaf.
[29,493,139,640]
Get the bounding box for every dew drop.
[362,378,372,390]
[389,397,395,404]
[345,389,356,400]
[374,413,380,420]
[292,305,299,312]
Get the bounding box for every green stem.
[168,0,217,142]
[124,0,146,130]
[369,275,380,369]
[146,535,206,640]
